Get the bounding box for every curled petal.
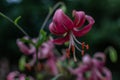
[102,67,112,80]
[17,39,35,55]
[7,71,19,80]
[73,10,85,28]
[93,52,106,69]
[89,68,99,80]
[19,74,26,80]
[77,74,85,80]
[53,9,74,31]
[73,15,95,37]
[94,52,106,63]
[47,59,58,75]
[53,34,70,45]
[17,39,31,55]
[49,22,67,35]
[82,55,92,66]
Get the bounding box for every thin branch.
[0,12,30,37]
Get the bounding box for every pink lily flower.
[7,71,34,80]
[69,52,112,80]
[49,9,95,61]
[17,36,36,55]
[17,37,58,75]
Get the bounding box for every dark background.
[0,0,120,79]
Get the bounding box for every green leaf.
[36,73,44,80]
[25,77,31,80]
[36,30,47,48]
[14,16,21,24]
[108,47,117,63]
[19,56,26,71]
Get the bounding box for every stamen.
[81,42,85,49]
[68,33,90,61]
[73,50,77,62]
[37,63,43,71]
[71,33,82,45]
[85,44,89,50]
[71,45,75,52]
[71,45,77,62]
[66,49,70,58]
[81,50,84,56]
[25,64,32,71]
[74,43,82,52]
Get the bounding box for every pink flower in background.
[69,52,112,80]
[49,9,95,61]
[17,38,58,75]
[17,37,55,59]
[7,71,34,80]
[17,36,36,55]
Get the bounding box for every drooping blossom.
[69,52,112,80]
[49,9,95,61]
[17,36,36,55]
[17,37,58,75]
[6,71,34,80]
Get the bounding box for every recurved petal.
[7,71,19,80]
[93,52,106,69]
[53,34,70,45]
[17,39,34,55]
[17,39,30,54]
[94,52,106,63]
[53,9,74,30]
[49,22,66,35]
[82,55,92,65]
[73,15,95,37]
[102,67,112,80]
[73,10,85,28]
[19,74,26,80]
[47,59,58,75]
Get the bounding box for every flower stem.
[0,12,30,37]
[40,2,65,30]
[51,73,63,80]
[36,48,39,64]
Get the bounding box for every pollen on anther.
[66,49,70,58]
[81,50,84,56]
[82,42,85,49]
[85,44,89,50]
[71,45,75,52]
[25,64,32,71]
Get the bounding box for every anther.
[71,45,75,52]
[37,63,43,71]
[81,50,84,56]
[66,49,70,58]
[82,42,85,49]
[25,64,32,71]
[85,44,89,50]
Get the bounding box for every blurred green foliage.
[0,0,120,79]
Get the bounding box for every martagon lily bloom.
[49,9,95,61]
[17,37,58,75]
[69,52,112,80]
[7,71,34,80]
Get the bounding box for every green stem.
[36,1,65,64]
[0,12,30,37]
[40,2,65,30]
[36,48,39,64]
[51,74,63,80]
